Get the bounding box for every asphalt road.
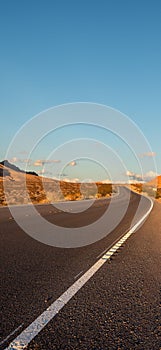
[0,187,160,349]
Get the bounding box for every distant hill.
[0,160,38,177]
[0,165,10,177]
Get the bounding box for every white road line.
[0,324,24,347]
[96,235,124,260]
[96,247,109,259]
[5,197,153,350]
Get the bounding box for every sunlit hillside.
[129,176,161,203]
[0,162,113,206]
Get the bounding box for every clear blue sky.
[0,0,161,180]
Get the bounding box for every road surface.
[0,187,160,349]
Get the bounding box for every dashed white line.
[5,197,153,350]
[96,247,109,259]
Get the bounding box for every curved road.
[0,187,160,349]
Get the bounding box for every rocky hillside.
[147,175,161,188]
[0,161,113,206]
[0,160,38,176]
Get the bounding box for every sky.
[0,0,161,182]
